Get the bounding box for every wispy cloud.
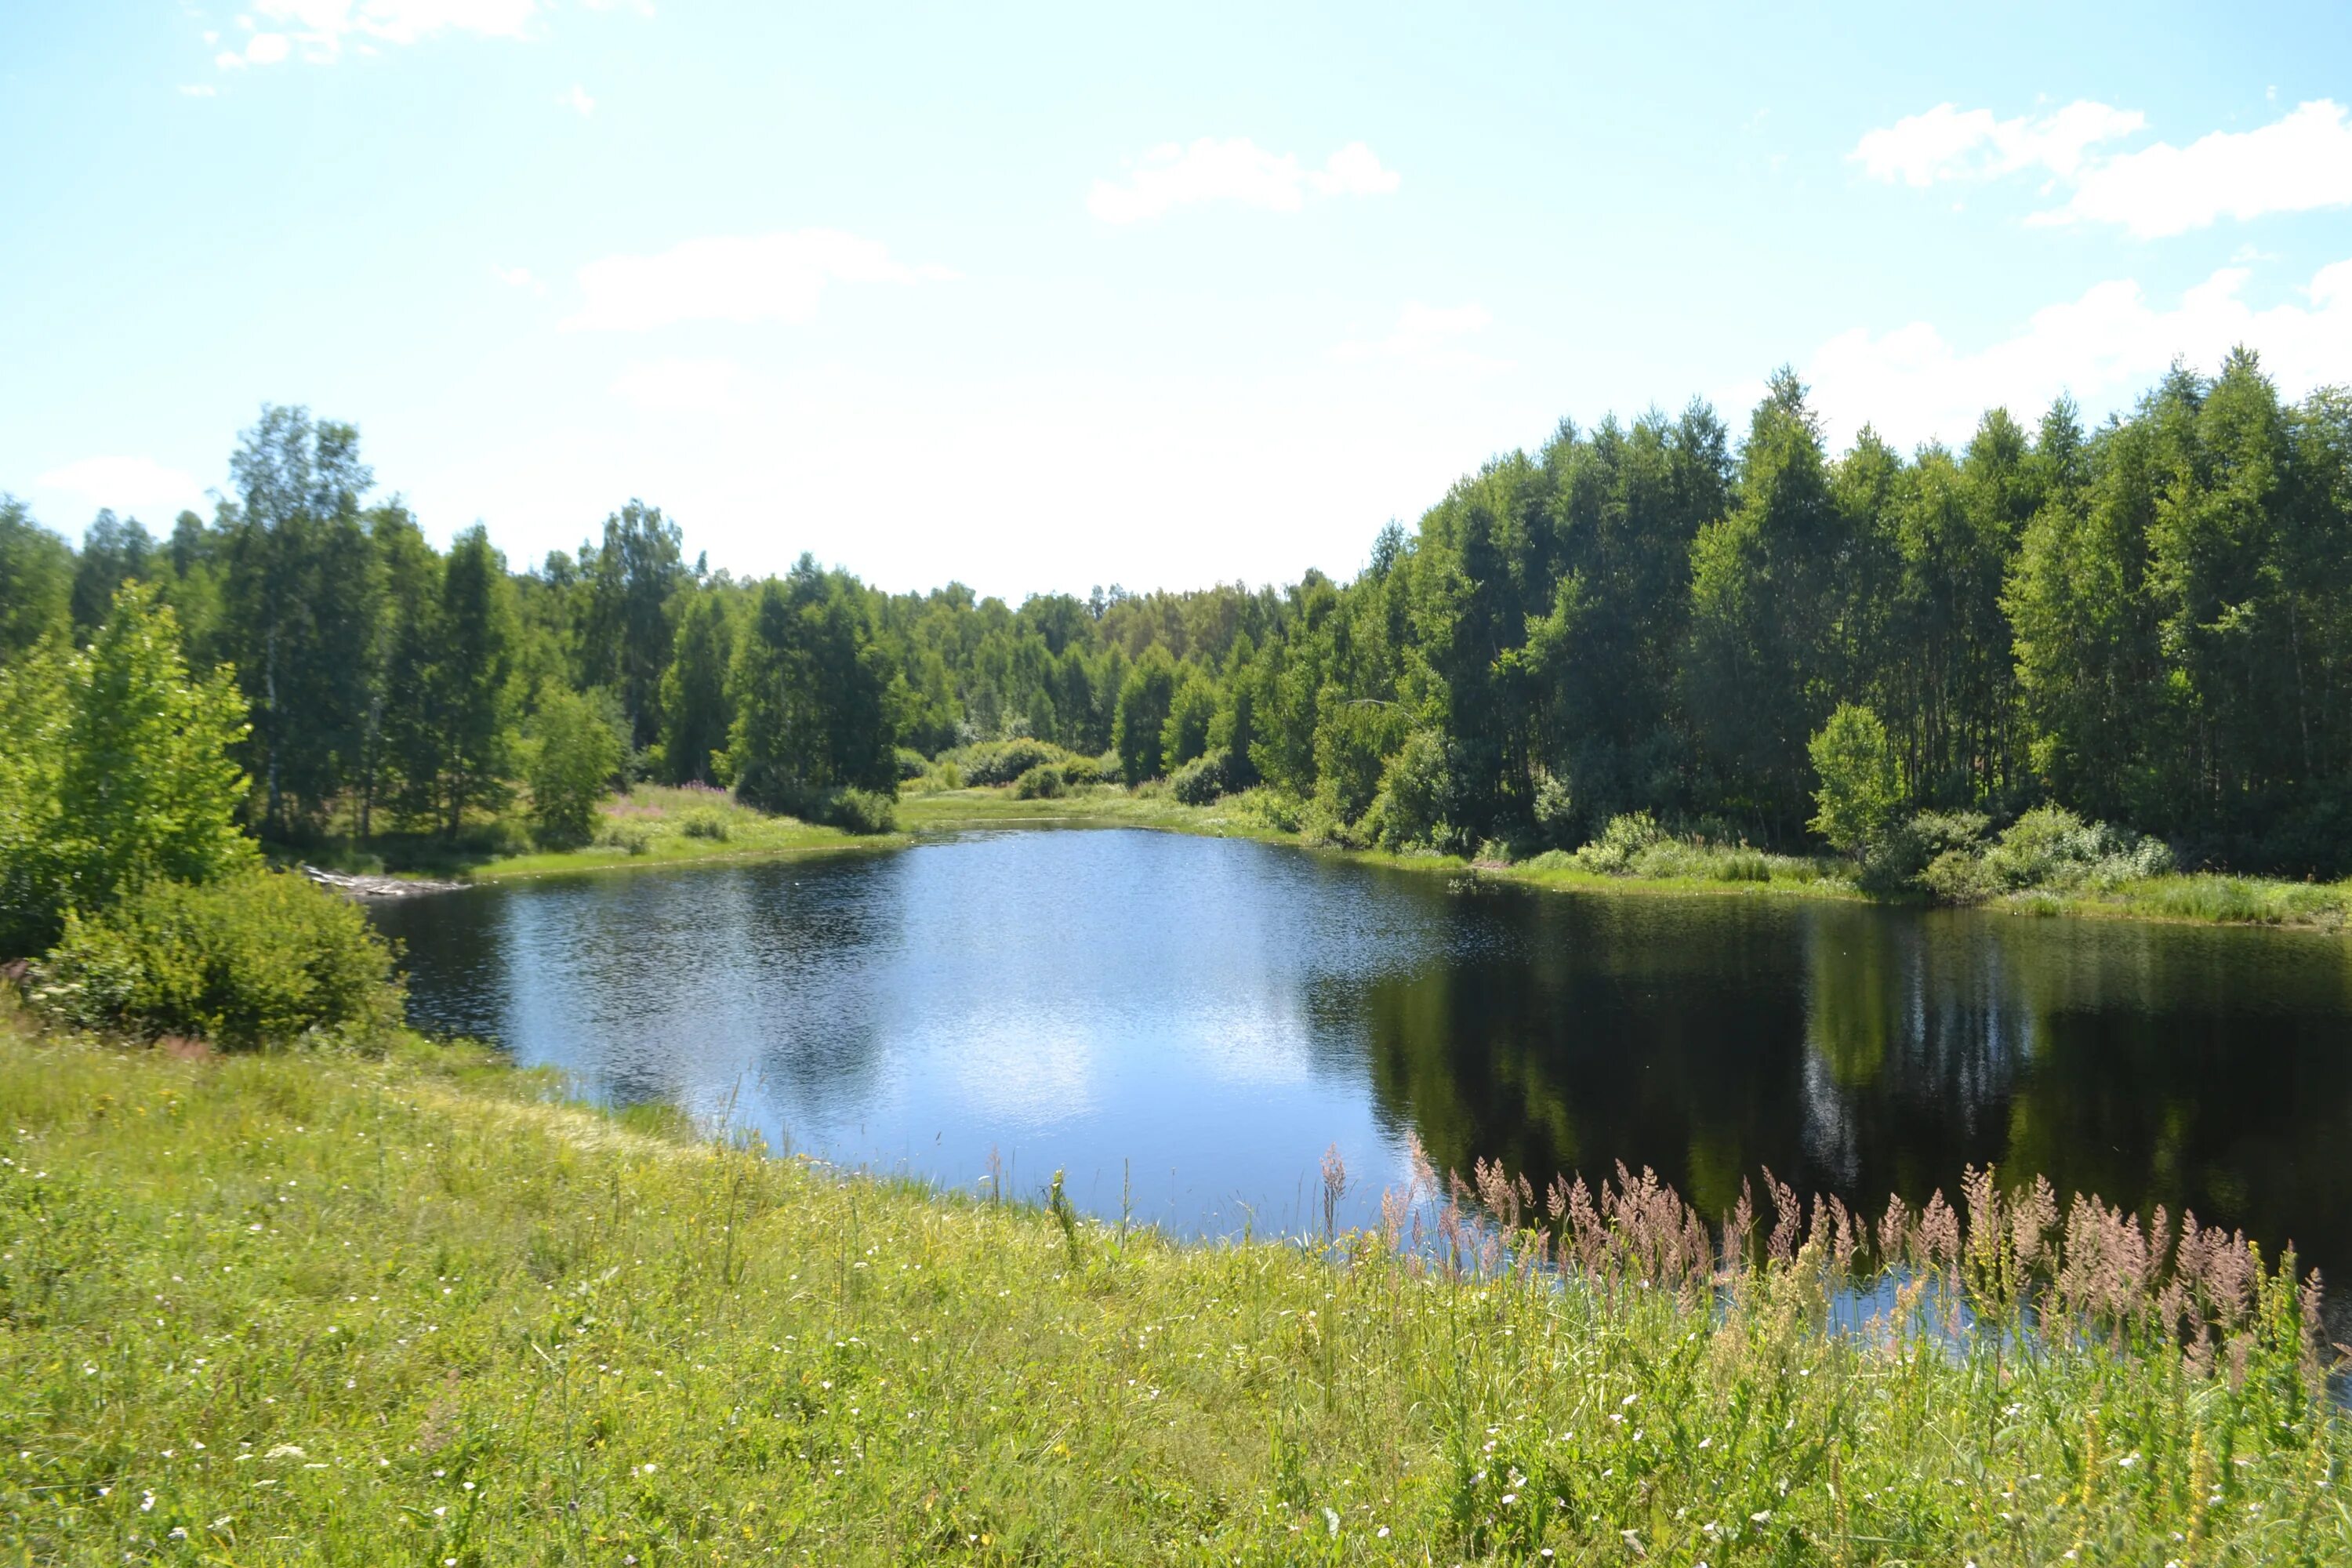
[1802,256,2352,451]
[491,263,548,295]
[1851,100,2144,187]
[1088,138,1399,223]
[558,82,594,116]
[213,0,543,68]
[558,230,956,332]
[1853,98,2352,238]
[1332,303,1502,370]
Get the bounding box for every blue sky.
[5,2,2350,597]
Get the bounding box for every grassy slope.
[2,1023,2340,1564]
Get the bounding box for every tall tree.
[658,586,737,785]
[222,405,382,834]
[723,557,896,811]
[0,497,72,664]
[429,526,519,837]
[582,499,688,753]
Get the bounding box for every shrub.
[596,818,655,856]
[31,872,404,1051]
[894,746,930,782]
[1572,811,1666,875]
[1060,753,1102,786]
[1980,804,2173,892]
[960,739,1067,787]
[529,688,622,848]
[1370,731,1459,851]
[1168,748,1233,807]
[1011,764,1066,800]
[1868,810,1988,896]
[1808,703,1903,856]
[826,787,899,835]
[678,806,731,841]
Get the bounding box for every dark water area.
[372,828,2352,1287]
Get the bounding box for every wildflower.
[141,1492,156,1512]
[1377,1526,1390,1538]
[1750,1510,1771,1523]
[641,1462,658,1474]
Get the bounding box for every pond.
[372,827,2352,1283]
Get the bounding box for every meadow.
[2,1009,2340,1565]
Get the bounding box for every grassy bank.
[286,786,901,886]
[2,1020,2340,1564]
[285,779,2352,931]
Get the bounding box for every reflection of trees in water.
[1352,891,2352,1289]
[1352,893,1818,1220]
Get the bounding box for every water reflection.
[373,829,2352,1283]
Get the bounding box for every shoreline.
[318,785,2352,935]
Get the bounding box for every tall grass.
[1,1020,2339,1563]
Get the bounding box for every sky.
[4,2,2350,600]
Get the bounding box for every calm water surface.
[373,828,2352,1277]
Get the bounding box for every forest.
[5,349,2350,903]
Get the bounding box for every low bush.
[1571,811,1667,874]
[959,739,1069,787]
[825,786,900,835]
[1011,764,1066,800]
[595,818,655,856]
[30,872,404,1051]
[678,806,731,841]
[894,746,931,782]
[1168,747,1234,807]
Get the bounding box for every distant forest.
[5,350,2350,873]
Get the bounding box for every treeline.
[5,348,2350,873]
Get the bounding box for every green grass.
[292,780,2352,931]
[289,786,900,886]
[2034,873,2352,931]
[2,1016,2342,1563]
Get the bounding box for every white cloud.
[1332,302,1501,369]
[1851,100,2144,187]
[558,230,956,332]
[1854,97,2352,238]
[1800,256,2352,452]
[180,84,218,96]
[2034,99,2352,238]
[491,263,546,294]
[1087,138,1399,223]
[558,82,593,116]
[212,0,541,67]
[34,456,207,518]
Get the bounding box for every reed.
[1,1021,2339,1563]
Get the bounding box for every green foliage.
[1370,728,1461,851]
[2,1038,2338,1562]
[824,786,899,834]
[1159,668,1218,773]
[1011,763,1067,800]
[724,559,898,814]
[0,496,73,663]
[595,817,655,855]
[30,871,402,1049]
[582,500,688,752]
[1167,747,1233,806]
[528,687,622,848]
[657,587,735,785]
[0,584,256,956]
[959,737,1069,787]
[1112,648,1178,783]
[1808,702,1903,855]
[1311,698,1409,827]
[677,805,731,840]
[1570,811,1667,874]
